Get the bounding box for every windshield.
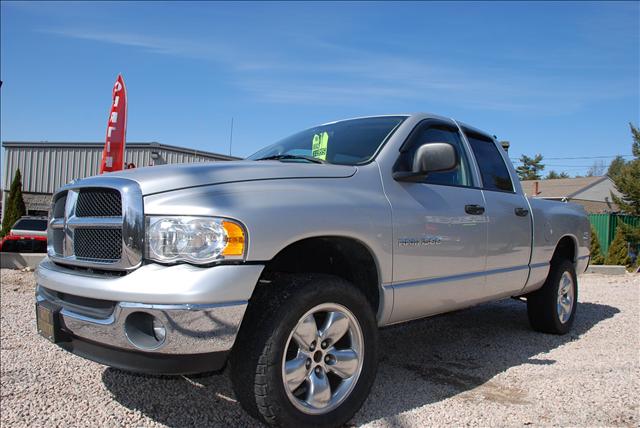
[13,219,47,231]
[247,116,406,165]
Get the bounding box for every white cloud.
[41,27,636,113]
[42,28,227,60]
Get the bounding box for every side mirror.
[393,142,458,182]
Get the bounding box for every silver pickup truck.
[35,113,590,427]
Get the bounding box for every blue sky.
[1,1,638,179]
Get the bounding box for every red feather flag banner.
[99,74,127,173]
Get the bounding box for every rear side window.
[12,219,48,231]
[466,133,514,192]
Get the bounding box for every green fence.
[589,213,640,255]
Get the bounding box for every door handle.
[515,207,529,217]
[465,204,485,215]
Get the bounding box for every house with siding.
[520,176,621,213]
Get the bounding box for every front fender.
[142,163,394,284]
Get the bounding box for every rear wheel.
[230,274,378,427]
[527,259,577,334]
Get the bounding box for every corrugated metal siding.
[3,144,227,194]
[4,146,105,193]
[589,213,640,255]
[589,214,611,254]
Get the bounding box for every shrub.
[589,224,605,265]
[1,169,27,238]
[605,226,631,266]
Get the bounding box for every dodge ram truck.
[35,113,590,427]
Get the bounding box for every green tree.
[632,122,640,157]
[611,123,640,215]
[1,169,27,237]
[607,155,626,179]
[545,170,570,179]
[609,125,640,259]
[618,217,640,251]
[516,154,545,181]
[605,226,631,266]
[589,224,605,265]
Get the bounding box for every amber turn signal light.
[222,220,245,256]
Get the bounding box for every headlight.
[146,216,246,264]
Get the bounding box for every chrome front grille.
[52,229,65,255]
[48,178,144,271]
[76,188,122,217]
[53,194,67,218]
[74,228,123,260]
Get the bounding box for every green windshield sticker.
[311,132,329,160]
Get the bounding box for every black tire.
[229,273,378,427]
[527,259,578,334]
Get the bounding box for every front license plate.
[36,301,61,343]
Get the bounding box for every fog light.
[124,312,166,350]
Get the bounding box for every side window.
[396,124,473,187]
[465,132,514,192]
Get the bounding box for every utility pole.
[229,117,234,156]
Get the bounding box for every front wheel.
[527,259,578,334]
[230,274,378,427]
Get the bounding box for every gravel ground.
[1,269,638,427]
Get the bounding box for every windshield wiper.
[254,154,327,164]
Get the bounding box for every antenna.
[229,117,234,156]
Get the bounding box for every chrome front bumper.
[36,286,247,354]
[34,258,265,372]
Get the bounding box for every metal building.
[1,141,239,217]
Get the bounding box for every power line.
[511,163,607,167]
[510,154,632,161]
[514,163,616,167]
[537,166,613,169]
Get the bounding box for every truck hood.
[91,160,357,195]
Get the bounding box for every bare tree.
[586,160,606,177]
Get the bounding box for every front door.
[386,119,488,323]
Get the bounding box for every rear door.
[462,128,532,298]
